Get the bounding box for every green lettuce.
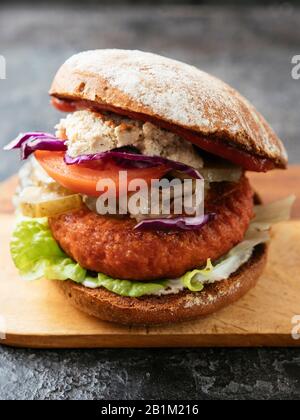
[179,195,295,290]
[83,275,166,297]
[11,217,87,282]
[10,196,295,297]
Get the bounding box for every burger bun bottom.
[55,243,267,325]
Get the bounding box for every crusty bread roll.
[50,49,287,168]
[56,243,267,325]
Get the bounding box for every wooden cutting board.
[1,168,300,348]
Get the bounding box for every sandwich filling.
[6,108,294,297]
[11,196,293,297]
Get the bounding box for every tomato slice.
[176,129,276,172]
[34,151,170,197]
[51,97,77,113]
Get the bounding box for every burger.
[5,50,294,325]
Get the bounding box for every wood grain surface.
[0,168,300,348]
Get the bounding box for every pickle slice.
[19,187,83,217]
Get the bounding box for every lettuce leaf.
[10,217,87,282]
[83,274,166,297]
[10,196,295,296]
[179,196,295,290]
[249,195,295,233]
[181,230,269,290]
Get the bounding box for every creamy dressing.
[14,157,72,209]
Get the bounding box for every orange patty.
[49,176,254,281]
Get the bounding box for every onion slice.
[65,150,202,179]
[134,213,215,231]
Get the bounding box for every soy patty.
[49,176,254,281]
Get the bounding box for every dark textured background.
[0,3,300,400]
[1,3,300,181]
[1,347,300,400]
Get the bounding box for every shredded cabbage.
[10,196,295,297]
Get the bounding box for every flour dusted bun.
[50,49,287,169]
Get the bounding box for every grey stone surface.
[0,347,300,400]
[0,4,300,400]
